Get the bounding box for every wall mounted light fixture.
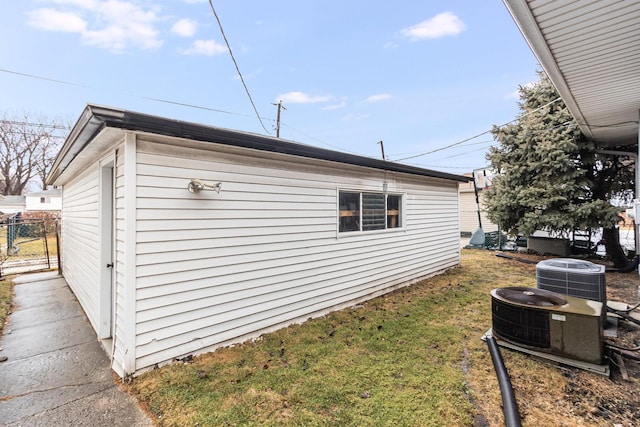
[187,179,222,194]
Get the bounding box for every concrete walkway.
[0,272,153,426]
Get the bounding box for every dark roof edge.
[46,105,118,184]
[49,104,471,184]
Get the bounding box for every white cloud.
[365,93,392,103]
[182,39,227,56]
[342,113,369,121]
[172,18,197,37]
[27,0,163,52]
[506,90,520,100]
[505,81,536,99]
[232,68,262,81]
[276,91,332,104]
[28,9,87,32]
[323,101,347,110]
[400,12,465,41]
[48,0,99,8]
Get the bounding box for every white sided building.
[458,173,498,235]
[47,104,469,378]
[25,188,62,212]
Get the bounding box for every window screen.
[339,191,402,233]
[362,193,385,230]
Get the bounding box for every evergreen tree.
[484,71,634,267]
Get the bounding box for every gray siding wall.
[60,164,101,331]
[132,138,461,372]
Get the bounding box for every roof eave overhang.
[46,105,122,185]
[48,105,471,185]
[502,0,596,140]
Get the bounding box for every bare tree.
[0,112,66,195]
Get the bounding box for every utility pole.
[272,100,286,138]
[377,140,386,160]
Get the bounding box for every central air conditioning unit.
[491,286,604,365]
[536,258,606,307]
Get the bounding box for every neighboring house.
[458,173,498,235]
[25,188,62,212]
[0,195,26,215]
[47,104,469,378]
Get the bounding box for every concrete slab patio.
[0,271,153,426]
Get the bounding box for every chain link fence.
[0,214,59,278]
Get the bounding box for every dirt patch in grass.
[127,250,640,426]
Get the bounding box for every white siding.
[459,186,498,234]
[60,164,101,331]
[111,145,127,377]
[25,195,62,211]
[132,139,461,371]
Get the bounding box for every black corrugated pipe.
[607,307,640,327]
[485,336,522,427]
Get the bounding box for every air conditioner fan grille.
[492,297,550,348]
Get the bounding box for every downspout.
[473,177,483,230]
[472,169,484,229]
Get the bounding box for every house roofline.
[48,104,471,185]
[501,0,592,140]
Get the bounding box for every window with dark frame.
[338,190,402,233]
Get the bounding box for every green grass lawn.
[8,235,58,257]
[128,251,540,426]
[126,250,640,426]
[0,278,12,331]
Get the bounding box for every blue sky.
[0,0,540,174]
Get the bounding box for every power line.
[431,144,493,162]
[278,121,368,156]
[426,121,577,162]
[0,130,67,139]
[1,120,70,130]
[0,68,566,166]
[0,67,365,155]
[390,139,495,157]
[396,121,576,166]
[392,97,563,162]
[394,129,493,161]
[0,68,244,117]
[207,0,270,134]
[0,68,95,91]
[406,163,486,170]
